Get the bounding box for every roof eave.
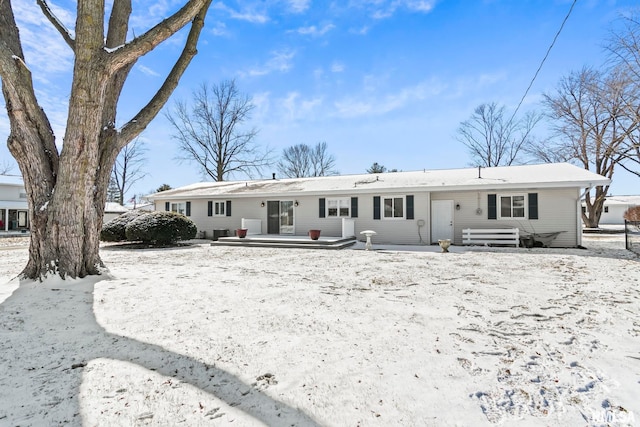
[146,178,611,200]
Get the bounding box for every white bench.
[462,228,520,248]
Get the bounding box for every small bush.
[101,210,147,242]
[125,211,197,244]
[624,206,640,221]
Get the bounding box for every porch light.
[294,200,299,207]
[456,203,461,210]
[260,201,265,207]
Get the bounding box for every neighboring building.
[147,163,610,248]
[104,202,130,223]
[0,174,29,232]
[590,195,640,225]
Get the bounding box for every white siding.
[431,188,580,247]
[599,205,630,225]
[189,199,255,237]
[350,192,431,245]
[155,187,581,246]
[0,185,25,202]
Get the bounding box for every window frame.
[170,202,186,215]
[213,201,226,216]
[497,193,527,220]
[382,195,405,220]
[326,197,351,218]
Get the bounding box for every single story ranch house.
[585,195,640,225]
[147,163,610,248]
[0,174,29,233]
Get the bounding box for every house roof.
[148,163,611,200]
[602,195,640,206]
[0,175,24,187]
[0,200,28,209]
[105,202,130,213]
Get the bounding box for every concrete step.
[211,236,357,250]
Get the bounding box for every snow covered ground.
[0,234,638,426]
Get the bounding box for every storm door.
[267,201,295,234]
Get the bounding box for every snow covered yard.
[0,235,638,426]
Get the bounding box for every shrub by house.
[125,211,197,244]
[100,210,146,242]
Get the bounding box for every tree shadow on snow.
[0,276,320,426]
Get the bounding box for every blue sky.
[1,0,639,198]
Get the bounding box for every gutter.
[148,180,613,201]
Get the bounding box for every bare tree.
[0,159,14,175]
[278,144,311,178]
[167,79,270,181]
[457,102,541,167]
[111,138,147,205]
[607,14,640,178]
[277,142,337,178]
[533,67,640,228]
[0,0,212,279]
[310,142,337,177]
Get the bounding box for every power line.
[507,0,578,126]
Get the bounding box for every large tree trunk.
[582,185,607,228]
[1,0,211,280]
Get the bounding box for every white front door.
[431,200,454,243]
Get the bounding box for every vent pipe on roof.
[478,166,482,179]
[272,173,276,180]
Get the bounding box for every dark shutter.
[165,202,170,211]
[186,201,191,216]
[373,196,381,220]
[351,197,358,218]
[207,201,213,217]
[406,195,414,220]
[319,198,326,218]
[226,200,232,217]
[528,193,538,220]
[488,194,497,220]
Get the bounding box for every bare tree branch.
[118,0,211,145]
[0,159,15,175]
[278,144,312,178]
[538,66,640,227]
[36,0,75,49]
[0,0,213,279]
[278,142,337,178]
[167,79,271,181]
[457,102,541,167]
[111,137,148,204]
[106,0,209,74]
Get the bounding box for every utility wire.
[506,0,578,126]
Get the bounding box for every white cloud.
[405,0,436,12]
[12,1,74,76]
[252,91,323,125]
[294,23,336,37]
[333,78,446,118]
[331,62,345,73]
[349,0,437,20]
[210,21,230,37]
[213,2,269,24]
[285,0,311,13]
[137,65,160,77]
[281,92,323,121]
[349,25,371,35]
[242,50,296,77]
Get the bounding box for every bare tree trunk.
[1,0,211,279]
[582,186,607,228]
